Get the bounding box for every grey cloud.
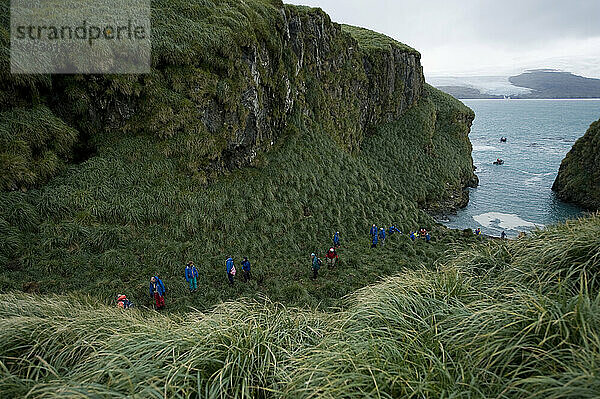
[287,0,600,46]
[286,0,600,76]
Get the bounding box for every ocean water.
[442,99,600,237]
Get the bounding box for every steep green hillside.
[1,215,599,398]
[0,1,476,309]
[0,1,426,191]
[553,118,600,210]
[0,84,475,311]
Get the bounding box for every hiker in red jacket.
[325,247,338,268]
[149,276,166,310]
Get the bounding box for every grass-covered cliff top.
[553,118,600,210]
[2,214,599,397]
[342,24,419,55]
[0,0,425,192]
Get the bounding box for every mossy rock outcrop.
[553,118,600,210]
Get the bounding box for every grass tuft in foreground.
[1,214,599,398]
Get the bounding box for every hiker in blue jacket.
[241,257,251,282]
[389,225,401,235]
[370,224,377,237]
[185,261,198,292]
[378,227,386,246]
[226,256,235,285]
[426,233,431,243]
[149,276,166,309]
[409,231,416,241]
[311,253,320,279]
[371,232,378,248]
[333,231,340,248]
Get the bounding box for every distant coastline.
[432,70,600,100]
[462,98,600,101]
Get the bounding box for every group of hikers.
[309,224,433,280]
[369,224,431,248]
[225,256,252,285]
[309,231,341,279]
[118,223,512,310]
[474,228,507,239]
[119,256,252,310]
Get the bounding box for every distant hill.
[434,70,600,99]
[510,70,600,98]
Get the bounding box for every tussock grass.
[0,0,476,310]
[1,215,600,397]
[0,85,475,311]
[342,24,418,54]
[0,106,78,190]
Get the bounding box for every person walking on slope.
[370,224,377,238]
[425,232,431,243]
[501,231,507,240]
[388,225,401,235]
[226,256,236,285]
[409,231,416,241]
[371,231,378,248]
[116,294,133,309]
[149,276,166,310]
[311,253,321,279]
[185,261,198,292]
[333,231,340,248]
[379,227,386,246]
[326,247,338,267]
[241,256,251,282]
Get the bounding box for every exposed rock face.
[553,118,600,210]
[217,6,425,166]
[0,3,475,212]
[70,6,425,173]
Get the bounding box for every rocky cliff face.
[209,5,425,170]
[0,1,476,214]
[553,118,600,210]
[0,3,426,188]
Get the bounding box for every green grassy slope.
[0,84,476,311]
[0,0,290,190]
[0,0,476,310]
[553,118,600,210]
[1,214,599,398]
[341,24,418,54]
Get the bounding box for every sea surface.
[442,99,600,237]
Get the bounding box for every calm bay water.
[443,99,600,237]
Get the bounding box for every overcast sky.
[286,0,600,79]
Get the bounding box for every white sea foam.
[472,145,498,152]
[521,171,554,176]
[473,212,543,231]
[524,177,542,186]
